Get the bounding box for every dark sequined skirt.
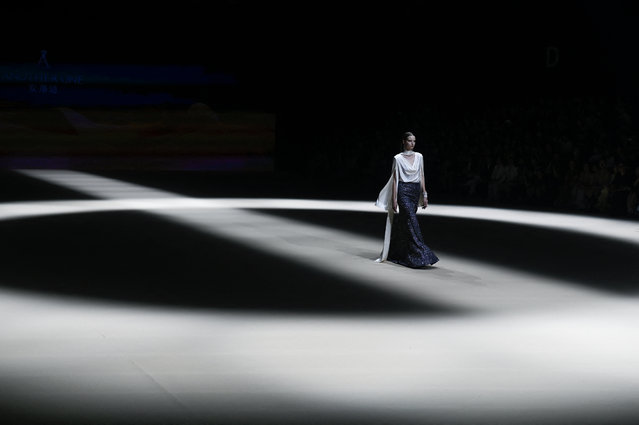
[388,182,439,268]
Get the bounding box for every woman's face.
[403,136,416,151]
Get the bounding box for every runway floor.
[1,169,638,425]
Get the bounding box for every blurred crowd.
[302,96,639,220]
[424,96,639,220]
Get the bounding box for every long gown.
[375,152,439,268]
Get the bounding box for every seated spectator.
[609,161,633,217]
[488,157,507,202]
[574,162,595,210]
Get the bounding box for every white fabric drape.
[374,152,425,262]
[396,152,423,183]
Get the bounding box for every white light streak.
[11,169,639,247]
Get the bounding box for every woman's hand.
[422,194,428,209]
[393,200,398,213]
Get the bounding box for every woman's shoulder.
[394,152,422,158]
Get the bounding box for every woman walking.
[375,132,439,268]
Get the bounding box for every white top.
[395,152,423,183]
[375,152,425,211]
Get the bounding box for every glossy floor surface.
[1,169,638,425]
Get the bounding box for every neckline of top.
[401,153,417,166]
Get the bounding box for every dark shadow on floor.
[0,211,463,316]
[87,169,381,201]
[255,209,639,294]
[0,169,97,202]
[2,390,638,425]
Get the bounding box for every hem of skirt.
[388,258,439,268]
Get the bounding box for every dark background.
[2,0,639,217]
[3,1,636,114]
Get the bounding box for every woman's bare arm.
[420,154,428,208]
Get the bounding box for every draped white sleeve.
[374,158,399,262]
